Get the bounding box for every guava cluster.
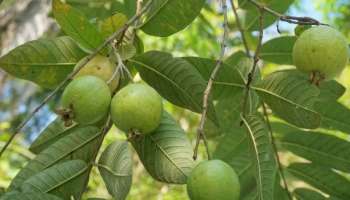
[58,55,241,200]
[58,55,163,134]
[293,26,349,83]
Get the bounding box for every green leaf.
[281,131,350,173]
[183,57,246,100]
[0,36,87,89]
[288,163,350,199]
[98,141,132,200]
[225,51,247,67]
[110,0,136,18]
[130,51,217,123]
[53,0,104,52]
[130,111,194,184]
[141,0,205,37]
[0,192,63,200]
[241,114,277,200]
[100,13,128,39]
[29,118,76,154]
[9,126,101,190]
[20,160,89,200]
[318,80,346,102]
[260,36,297,65]
[316,101,350,134]
[213,125,256,196]
[293,188,327,200]
[238,0,294,31]
[255,70,321,129]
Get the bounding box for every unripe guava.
[60,75,111,125]
[110,83,163,134]
[293,26,349,80]
[294,24,311,37]
[187,160,240,200]
[75,55,119,91]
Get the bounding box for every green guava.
[293,26,349,81]
[110,83,163,134]
[294,24,311,37]
[60,75,111,125]
[186,160,240,200]
[75,55,119,91]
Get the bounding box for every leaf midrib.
[149,135,188,178]
[44,165,89,193]
[241,116,265,200]
[129,59,202,111]
[281,141,350,167]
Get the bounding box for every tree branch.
[0,0,153,159]
[193,0,229,160]
[249,0,326,26]
[229,0,250,57]
[241,7,264,117]
[262,103,292,200]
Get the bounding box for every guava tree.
[0,0,350,200]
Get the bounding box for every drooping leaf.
[10,126,101,190]
[281,131,350,173]
[141,0,206,37]
[293,188,327,200]
[255,70,321,129]
[52,0,104,52]
[316,101,350,134]
[130,111,194,184]
[260,36,297,65]
[130,51,217,123]
[241,114,277,200]
[238,0,295,31]
[20,160,89,200]
[288,163,350,199]
[98,141,132,200]
[318,80,346,102]
[29,118,76,154]
[0,36,86,89]
[0,192,63,200]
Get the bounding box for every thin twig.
[262,103,292,200]
[0,0,153,159]
[249,0,326,26]
[229,0,250,57]
[241,7,264,117]
[193,0,229,160]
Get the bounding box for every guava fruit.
[187,160,240,200]
[293,26,349,82]
[110,83,163,134]
[75,55,119,91]
[60,75,111,125]
[294,24,311,37]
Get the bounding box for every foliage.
[1,0,350,200]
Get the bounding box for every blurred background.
[0,0,350,199]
